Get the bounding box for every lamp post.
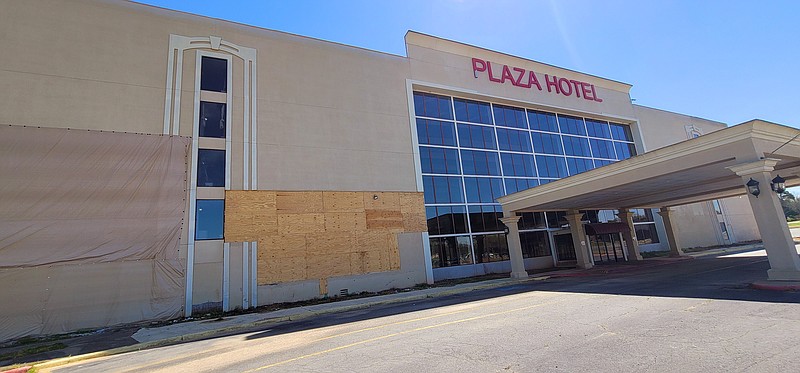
[746,178,761,197]
[771,175,786,194]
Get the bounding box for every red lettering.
[501,65,514,84]
[581,82,593,100]
[527,71,542,90]
[569,80,582,98]
[590,84,603,102]
[545,74,559,93]
[558,78,573,96]
[486,61,503,83]
[512,67,528,87]
[472,58,487,78]
[470,57,600,102]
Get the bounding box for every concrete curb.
[1,366,32,373]
[750,281,800,291]
[30,277,537,371]
[685,244,764,258]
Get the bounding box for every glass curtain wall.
[413,92,640,269]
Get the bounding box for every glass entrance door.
[589,233,625,263]
[553,233,577,261]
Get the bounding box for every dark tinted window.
[493,105,527,129]
[528,111,559,132]
[464,177,504,203]
[635,224,660,244]
[536,155,568,178]
[199,101,226,138]
[566,157,595,176]
[416,119,456,146]
[460,150,501,176]
[422,176,464,204]
[504,178,538,194]
[520,231,551,258]
[414,92,453,120]
[195,199,224,240]
[419,146,460,174]
[562,135,591,157]
[585,119,611,139]
[589,139,615,159]
[472,233,509,263]
[610,123,633,141]
[614,142,637,160]
[429,236,473,268]
[200,57,227,92]
[457,123,496,149]
[197,149,225,187]
[558,115,586,136]
[453,98,492,124]
[496,128,532,152]
[531,132,563,155]
[500,153,537,177]
[426,206,468,235]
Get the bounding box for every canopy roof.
[498,120,800,213]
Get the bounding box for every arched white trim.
[164,34,259,316]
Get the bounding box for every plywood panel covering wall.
[225,191,425,285]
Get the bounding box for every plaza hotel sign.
[472,58,603,103]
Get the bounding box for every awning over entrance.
[585,222,629,235]
[497,120,800,281]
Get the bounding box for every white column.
[727,159,800,280]
[565,210,593,269]
[656,207,684,257]
[500,216,528,279]
[616,209,643,261]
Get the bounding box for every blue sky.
[139,1,800,194]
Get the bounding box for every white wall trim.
[166,34,258,317]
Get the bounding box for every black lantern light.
[503,225,510,236]
[746,178,760,197]
[771,175,786,194]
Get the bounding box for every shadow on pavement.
[243,251,799,341]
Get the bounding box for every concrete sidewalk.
[0,243,767,372]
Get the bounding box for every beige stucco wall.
[633,105,760,248]
[405,32,637,124]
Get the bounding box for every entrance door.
[589,233,626,263]
[553,233,577,261]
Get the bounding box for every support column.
[728,159,800,281]
[565,210,593,269]
[656,207,684,257]
[616,209,643,261]
[500,216,528,279]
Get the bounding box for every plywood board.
[307,253,351,278]
[306,233,355,255]
[363,192,400,210]
[261,256,307,284]
[325,212,366,232]
[259,235,306,259]
[277,213,325,234]
[276,191,323,213]
[323,192,364,212]
[402,212,427,232]
[399,192,425,214]
[365,209,404,229]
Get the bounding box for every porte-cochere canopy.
[497,120,800,281]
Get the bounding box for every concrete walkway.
[0,243,777,372]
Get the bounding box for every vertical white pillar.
[728,159,800,281]
[616,209,643,261]
[500,216,528,279]
[565,210,593,269]
[656,207,684,257]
